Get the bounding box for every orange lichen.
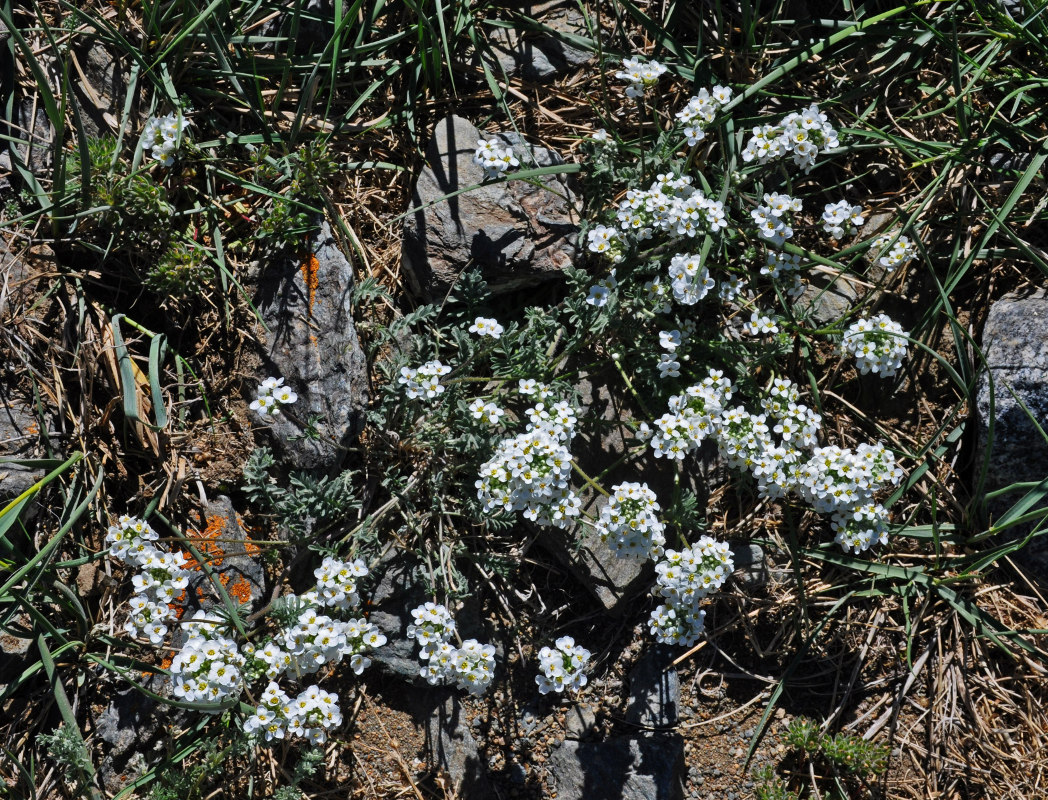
[184,512,229,570]
[227,577,253,604]
[300,253,320,315]
[235,515,261,556]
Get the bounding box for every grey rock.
[538,526,650,614]
[257,0,337,51]
[256,220,369,472]
[369,551,489,683]
[402,115,579,301]
[565,702,599,740]
[94,685,165,795]
[367,553,430,684]
[625,647,680,730]
[793,275,859,327]
[70,41,130,140]
[183,496,266,615]
[0,239,36,321]
[0,613,33,697]
[549,734,686,800]
[0,400,44,504]
[0,99,54,185]
[987,150,1033,173]
[487,7,593,81]
[425,689,494,794]
[976,289,1048,575]
[729,541,768,590]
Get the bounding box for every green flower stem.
[571,460,610,499]
[610,353,653,420]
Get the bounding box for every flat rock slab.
[625,646,680,730]
[402,115,579,301]
[255,221,369,472]
[976,289,1048,577]
[549,734,686,800]
[424,689,494,795]
[367,553,431,684]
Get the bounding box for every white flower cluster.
[468,397,505,425]
[311,556,369,610]
[595,482,666,560]
[646,375,898,552]
[273,603,386,677]
[646,369,735,460]
[106,515,189,645]
[469,317,504,338]
[615,174,728,241]
[244,682,342,744]
[649,537,734,647]
[871,233,918,271]
[476,401,582,528]
[654,322,697,378]
[742,103,839,172]
[821,200,865,239]
[752,192,802,247]
[169,611,246,709]
[535,636,591,694]
[841,314,909,377]
[795,442,903,515]
[794,442,902,552]
[473,137,519,179]
[587,225,625,263]
[407,603,496,695]
[667,252,716,305]
[250,376,297,417]
[399,360,452,399]
[616,56,668,98]
[675,85,733,145]
[141,111,189,166]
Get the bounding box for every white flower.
[585,269,617,307]
[469,317,504,339]
[657,354,681,378]
[741,103,837,173]
[822,200,865,238]
[251,376,296,416]
[399,360,452,399]
[659,330,682,352]
[871,233,918,271]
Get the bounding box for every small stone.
[181,496,265,618]
[564,703,598,740]
[485,7,593,81]
[729,542,768,591]
[425,688,494,794]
